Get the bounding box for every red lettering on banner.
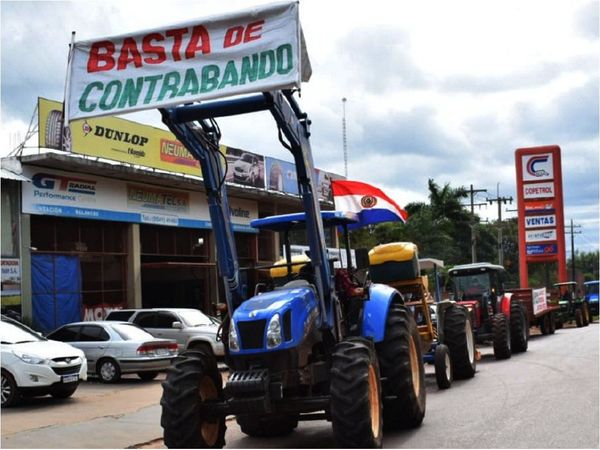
[185,26,211,58]
[87,40,116,72]
[142,33,166,64]
[224,26,244,48]
[165,27,188,61]
[117,38,143,70]
[244,20,264,42]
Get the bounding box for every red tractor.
[448,263,528,359]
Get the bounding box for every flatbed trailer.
[505,287,559,335]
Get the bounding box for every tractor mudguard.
[435,300,458,343]
[231,285,319,355]
[362,283,402,343]
[498,293,514,318]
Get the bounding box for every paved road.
[2,324,598,448]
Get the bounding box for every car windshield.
[451,273,490,297]
[0,320,45,344]
[177,310,213,327]
[586,283,599,295]
[111,323,154,341]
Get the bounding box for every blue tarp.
[31,254,81,333]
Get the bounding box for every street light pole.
[342,97,348,179]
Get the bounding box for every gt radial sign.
[66,1,311,121]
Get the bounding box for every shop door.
[31,254,82,333]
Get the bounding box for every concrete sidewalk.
[2,404,163,449]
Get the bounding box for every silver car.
[46,321,177,383]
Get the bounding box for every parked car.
[46,321,178,383]
[105,308,224,357]
[1,315,87,407]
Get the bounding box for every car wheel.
[97,359,121,383]
[1,370,19,407]
[51,383,79,399]
[138,371,159,381]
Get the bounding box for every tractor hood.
[232,286,319,353]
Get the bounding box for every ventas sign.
[66,1,311,121]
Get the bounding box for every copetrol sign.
[66,2,311,121]
[22,167,258,232]
[525,229,557,243]
[515,145,566,286]
[524,214,556,229]
[522,153,554,181]
[523,182,555,199]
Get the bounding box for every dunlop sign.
[66,1,311,121]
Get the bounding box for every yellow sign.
[38,98,215,177]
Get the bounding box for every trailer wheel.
[375,304,426,430]
[540,314,550,335]
[434,344,452,389]
[582,303,590,326]
[492,313,511,359]
[236,414,298,438]
[330,337,383,448]
[548,312,556,334]
[510,302,529,353]
[443,306,476,379]
[161,351,226,448]
[555,319,563,330]
[575,308,584,327]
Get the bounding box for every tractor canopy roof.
[251,211,358,232]
[448,262,505,277]
[584,280,599,286]
[553,281,578,287]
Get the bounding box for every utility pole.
[565,219,582,282]
[341,98,348,178]
[487,184,513,266]
[466,184,487,263]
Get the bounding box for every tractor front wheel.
[575,308,584,327]
[160,351,226,448]
[434,344,452,389]
[492,313,511,359]
[582,303,590,326]
[443,306,476,379]
[375,304,426,430]
[540,314,550,335]
[330,338,383,448]
[510,301,529,353]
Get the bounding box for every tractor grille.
[238,319,266,350]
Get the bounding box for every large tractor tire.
[330,338,383,448]
[160,351,226,448]
[492,313,511,359]
[575,308,584,327]
[236,414,298,438]
[510,301,529,353]
[375,304,426,430]
[433,344,452,389]
[443,306,476,379]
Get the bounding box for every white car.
[1,315,87,407]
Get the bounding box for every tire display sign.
[65,1,311,121]
[525,229,557,242]
[515,146,566,287]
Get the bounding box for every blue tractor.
[158,91,426,448]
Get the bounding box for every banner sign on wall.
[65,1,311,121]
[532,288,548,316]
[516,145,566,286]
[1,259,21,307]
[22,167,258,232]
[225,146,265,189]
[266,157,298,194]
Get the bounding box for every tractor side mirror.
[355,248,370,270]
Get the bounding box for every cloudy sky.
[1,0,598,254]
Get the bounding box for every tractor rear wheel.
[330,338,383,448]
[548,312,556,334]
[237,414,298,438]
[575,308,584,327]
[510,301,529,353]
[375,304,426,430]
[540,314,550,335]
[443,306,476,379]
[492,313,511,359]
[582,303,590,326]
[160,351,226,448]
[434,344,452,389]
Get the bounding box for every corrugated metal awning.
[0,167,31,182]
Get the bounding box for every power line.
[565,219,582,281]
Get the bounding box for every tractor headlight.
[229,322,240,352]
[266,314,282,349]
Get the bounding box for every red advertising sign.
[515,145,567,287]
